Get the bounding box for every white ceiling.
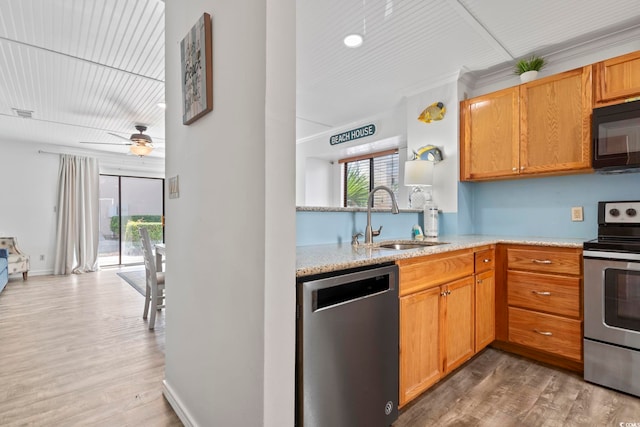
[1,0,640,157]
[0,0,166,158]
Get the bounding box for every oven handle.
[583,250,640,262]
[534,329,553,336]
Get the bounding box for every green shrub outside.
[110,215,162,235]
[124,220,163,244]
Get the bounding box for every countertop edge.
[296,236,586,277]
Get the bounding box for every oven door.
[584,252,640,349]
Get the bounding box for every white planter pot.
[520,70,539,83]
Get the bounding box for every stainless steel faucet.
[365,185,400,244]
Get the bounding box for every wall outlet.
[571,206,583,222]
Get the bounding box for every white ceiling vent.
[12,108,34,119]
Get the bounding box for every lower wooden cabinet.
[475,269,495,352]
[399,276,474,407]
[508,307,582,361]
[399,287,441,406]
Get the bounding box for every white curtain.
[53,154,100,275]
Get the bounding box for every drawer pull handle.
[532,291,551,296]
[534,329,553,336]
[483,259,491,263]
[532,259,552,264]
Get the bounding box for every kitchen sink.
[377,241,448,250]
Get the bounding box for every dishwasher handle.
[314,275,391,311]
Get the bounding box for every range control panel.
[603,201,640,224]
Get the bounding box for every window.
[340,149,399,208]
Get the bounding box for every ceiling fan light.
[343,33,363,48]
[130,133,152,144]
[129,144,153,156]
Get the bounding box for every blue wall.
[466,172,640,239]
[296,173,639,246]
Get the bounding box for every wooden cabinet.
[520,67,592,174]
[460,67,592,181]
[474,247,495,352]
[503,245,583,364]
[397,250,475,407]
[594,50,640,106]
[399,286,441,404]
[460,87,519,180]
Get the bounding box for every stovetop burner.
[584,200,640,254]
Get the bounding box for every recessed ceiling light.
[343,34,363,48]
[157,102,166,109]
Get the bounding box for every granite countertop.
[296,234,587,277]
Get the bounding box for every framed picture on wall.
[180,13,213,125]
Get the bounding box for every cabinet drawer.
[507,247,581,275]
[397,250,474,296]
[508,271,581,318]
[509,307,582,361]
[475,249,495,273]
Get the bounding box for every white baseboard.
[163,379,197,427]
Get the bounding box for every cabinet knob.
[512,167,517,172]
[477,279,482,284]
[532,290,551,296]
[534,329,553,336]
[532,259,552,264]
[520,166,525,170]
[483,259,491,263]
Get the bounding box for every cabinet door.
[460,87,519,180]
[399,287,442,406]
[442,276,475,373]
[594,50,640,105]
[520,67,592,174]
[475,270,495,352]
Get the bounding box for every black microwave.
[592,99,640,172]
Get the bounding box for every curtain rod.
[38,149,62,156]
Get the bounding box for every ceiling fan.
[80,125,155,156]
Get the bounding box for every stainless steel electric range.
[583,200,640,397]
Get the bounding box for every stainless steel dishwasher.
[296,263,399,427]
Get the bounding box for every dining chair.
[140,227,165,330]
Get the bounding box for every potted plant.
[514,55,546,83]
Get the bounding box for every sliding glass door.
[98,175,164,266]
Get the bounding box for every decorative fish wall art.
[417,102,446,124]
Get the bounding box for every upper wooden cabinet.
[460,66,592,181]
[594,50,640,106]
[460,87,519,180]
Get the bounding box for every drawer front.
[474,249,495,273]
[507,247,581,275]
[398,251,474,296]
[509,307,582,361]
[508,271,581,318]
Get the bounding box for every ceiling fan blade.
[107,132,132,141]
[79,141,132,146]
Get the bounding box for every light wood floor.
[2,273,640,426]
[394,346,640,426]
[0,271,182,427]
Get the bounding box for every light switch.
[571,206,583,222]
[169,175,180,199]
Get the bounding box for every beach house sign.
[329,124,376,146]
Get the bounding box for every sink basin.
[377,241,447,250]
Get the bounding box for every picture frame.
[180,13,213,125]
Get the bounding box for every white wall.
[296,105,407,206]
[405,80,460,213]
[163,1,295,426]
[0,139,163,275]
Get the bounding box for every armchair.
[0,237,30,280]
[0,248,8,293]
